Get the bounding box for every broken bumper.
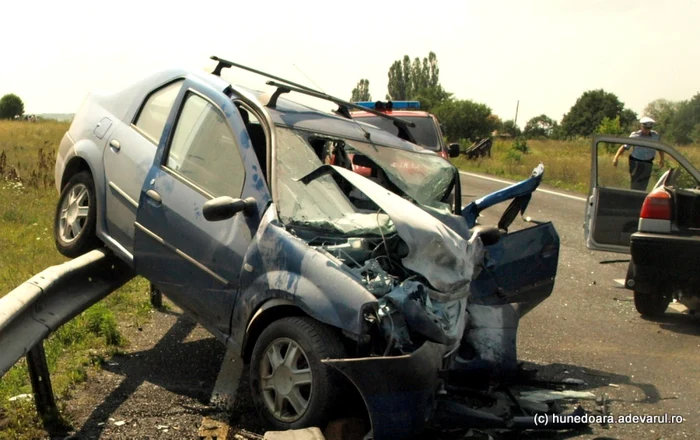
[322,341,445,440]
[323,339,591,439]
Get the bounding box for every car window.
[596,139,699,192]
[164,92,245,198]
[134,80,183,144]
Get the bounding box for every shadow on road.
[66,308,671,440]
[72,313,225,438]
[520,361,664,405]
[643,312,700,336]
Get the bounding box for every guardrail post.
[26,341,60,429]
[150,283,163,309]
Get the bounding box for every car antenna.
[293,63,326,93]
[210,56,417,144]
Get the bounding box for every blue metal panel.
[461,165,543,228]
[470,222,560,316]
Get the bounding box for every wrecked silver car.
[53,56,566,439]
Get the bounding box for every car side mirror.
[471,224,504,246]
[448,143,460,158]
[202,196,256,221]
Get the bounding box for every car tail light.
[640,189,672,220]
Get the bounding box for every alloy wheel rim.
[58,183,89,244]
[259,337,313,422]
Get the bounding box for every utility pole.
[514,100,519,126]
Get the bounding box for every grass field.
[0,120,152,439]
[451,138,700,194]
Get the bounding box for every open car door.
[584,134,699,253]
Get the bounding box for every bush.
[596,115,626,136]
[84,304,122,346]
[505,149,522,163]
[511,137,529,154]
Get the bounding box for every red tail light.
[640,189,672,220]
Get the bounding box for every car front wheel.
[633,290,671,317]
[54,171,101,258]
[249,316,348,431]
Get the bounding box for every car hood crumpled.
[329,165,483,295]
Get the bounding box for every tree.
[0,94,24,120]
[620,108,638,133]
[501,120,521,137]
[350,79,371,102]
[386,56,412,101]
[560,89,636,138]
[433,99,497,142]
[487,114,503,133]
[644,98,680,135]
[386,52,451,112]
[666,93,700,145]
[523,114,556,139]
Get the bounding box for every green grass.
[0,120,155,439]
[451,138,700,194]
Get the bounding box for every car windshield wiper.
[294,164,335,185]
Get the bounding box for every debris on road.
[235,430,265,440]
[263,427,325,440]
[198,417,232,440]
[519,389,597,402]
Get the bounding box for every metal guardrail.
[0,248,134,429]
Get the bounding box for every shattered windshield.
[341,138,455,211]
[274,127,395,236]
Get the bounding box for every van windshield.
[355,115,440,151]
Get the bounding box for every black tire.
[634,290,671,317]
[249,316,348,431]
[53,171,101,258]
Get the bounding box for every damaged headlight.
[377,281,469,354]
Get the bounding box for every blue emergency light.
[354,100,421,110]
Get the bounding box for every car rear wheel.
[633,290,671,317]
[54,171,101,258]
[249,316,347,431]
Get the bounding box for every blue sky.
[2,0,699,126]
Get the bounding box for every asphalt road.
[458,170,699,439]
[61,170,699,440]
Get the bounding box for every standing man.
[613,116,665,191]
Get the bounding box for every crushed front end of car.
[234,126,583,439]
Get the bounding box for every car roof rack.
[210,56,417,144]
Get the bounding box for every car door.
[132,80,271,338]
[584,134,700,253]
[102,79,184,253]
